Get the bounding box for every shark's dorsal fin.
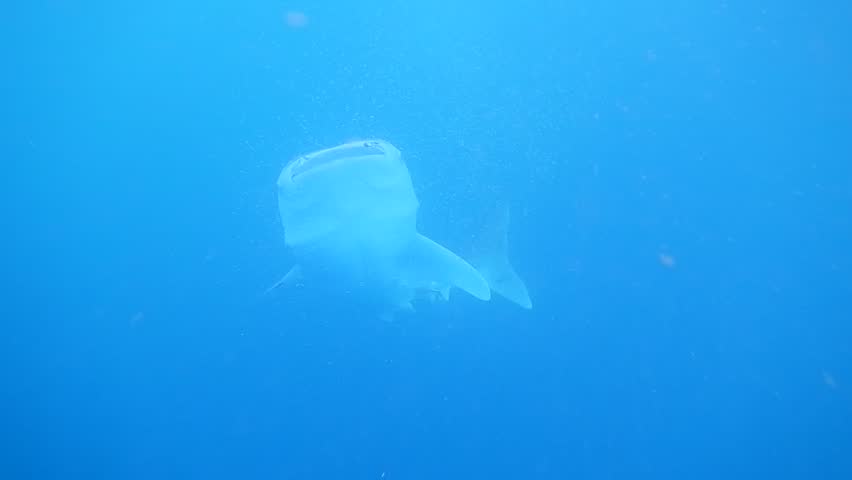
[470,205,532,309]
[400,233,491,302]
[264,264,303,296]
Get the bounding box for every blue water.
[4,1,851,478]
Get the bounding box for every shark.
[268,139,531,316]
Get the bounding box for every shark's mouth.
[290,140,386,179]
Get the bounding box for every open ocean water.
[3,1,852,478]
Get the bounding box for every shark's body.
[271,139,530,316]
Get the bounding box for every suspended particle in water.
[285,11,308,28]
[823,371,838,389]
[130,311,145,328]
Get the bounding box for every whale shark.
[269,139,531,316]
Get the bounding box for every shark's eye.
[367,141,384,154]
[363,141,382,152]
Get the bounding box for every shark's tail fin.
[470,204,532,310]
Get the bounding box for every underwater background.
[4,1,852,478]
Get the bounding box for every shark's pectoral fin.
[471,205,533,309]
[264,264,303,296]
[400,233,491,302]
[478,262,532,309]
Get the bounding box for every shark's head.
[277,139,419,250]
